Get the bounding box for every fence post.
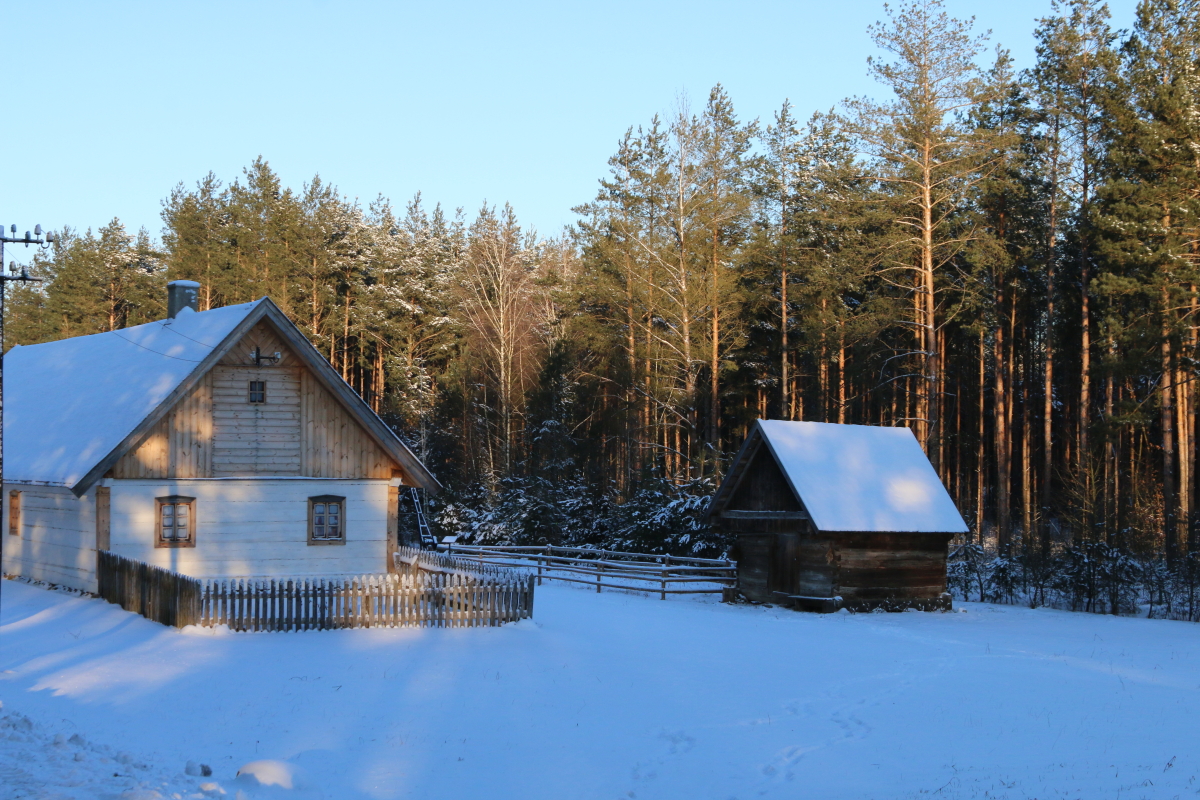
[661,555,669,600]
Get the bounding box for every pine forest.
[11,0,1200,616]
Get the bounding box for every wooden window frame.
[248,380,267,404]
[96,486,111,551]
[155,495,196,548]
[8,490,21,537]
[308,495,346,546]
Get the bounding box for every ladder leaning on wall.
[410,487,436,549]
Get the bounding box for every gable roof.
[709,420,967,534]
[4,298,440,496]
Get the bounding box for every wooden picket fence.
[97,550,534,631]
[98,550,202,628]
[200,571,533,632]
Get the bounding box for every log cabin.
[706,420,966,611]
[2,281,440,592]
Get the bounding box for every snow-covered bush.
[947,538,1200,620]
[430,475,730,558]
[598,478,727,558]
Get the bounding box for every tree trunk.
[977,336,986,539]
[994,289,1011,551]
[1162,290,1179,561]
[837,323,846,425]
[781,268,789,419]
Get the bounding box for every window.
[308,496,346,545]
[8,490,21,537]
[248,380,266,404]
[156,496,196,548]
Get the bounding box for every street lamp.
[0,224,50,618]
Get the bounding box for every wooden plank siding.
[1,484,99,592]
[220,321,298,369]
[108,479,391,578]
[300,369,393,479]
[212,365,303,476]
[109,322,401,481]
[111,372,214,479]
[725,445,804,513]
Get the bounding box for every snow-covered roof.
[721,420,968,534]
[5,298,441,495]
[4,301,262,488]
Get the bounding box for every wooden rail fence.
[97,551,534,631]
[393,545,530,580]
[445,544,736,598]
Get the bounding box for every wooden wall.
[834,532,951,608]
[726,447,804,513]
[722,517,951,609]
[769,533,837,599]
[212,365,302,476]
[112,372,213,479]
[107,479,391,578]
[110,321,401,482]
[1,483,99,593]
[220,321,297,369]
[300,369,393,479]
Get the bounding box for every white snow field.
[1,579,1198,800]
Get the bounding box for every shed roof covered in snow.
[708,420,967,534]
[3,297,438,495]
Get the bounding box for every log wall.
[725,518,951,610]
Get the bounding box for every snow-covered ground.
[1,579,1197,800]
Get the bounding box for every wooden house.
[2,281,439,593]
[706,420,966,611]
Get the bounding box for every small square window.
[308,496,346,545]
[156,496,196,548]
[249,381,266,403]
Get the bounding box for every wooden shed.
[706,420,966,612]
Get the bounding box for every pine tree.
[1028,0,1118,522]
[1095,0,1200,558]
[695,85,755,463]
[846,0,1003,470]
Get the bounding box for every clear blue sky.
[1,0,1139,267]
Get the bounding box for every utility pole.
[0,224,52,620]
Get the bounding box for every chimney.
[167,280,201,318]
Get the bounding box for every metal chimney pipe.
[167,280,201,319]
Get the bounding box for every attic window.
[248,381,266,404]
